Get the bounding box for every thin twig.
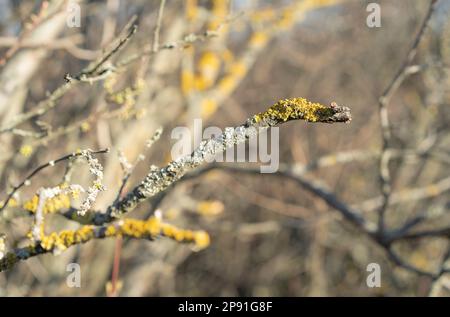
[152,0,166,53]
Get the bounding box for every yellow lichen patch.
[181,70,195,95]
[19,145,33,157]
[197,51,221,90]
[221,49,234,64]
[134,78,146,92]
[198,51,221,73]
[218,75,237,95]
[118,106,133,121]
[304,0,340,9]
[276,8,295,29]
[103,74,117,94]
[80,122,91,133]
[209,0,228,30]
[0,198,18,209]
[251,8,276,24]
[35,217,210,254]
[193,231,210,250]
[426,185,440,197]
[145,217,162,236]
[104,225,117,237]
[249,31,269,48]
[200,98,218,118]
[254,98,333,124]
[211,0,228,17]
[69,186,82,200]
[23,192,71,214]
[39,225,95,251]
[288,0,341,28]
[106,280,123,296]
[196,200,224,217]
[107,80,144,108]
[185,0,198,21]
[173,230,186,242]
[193,75,208,91]
[115,218,210,249]
[161,223,176,238]
[229,62,247,77]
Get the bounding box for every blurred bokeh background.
[0,0,449,296]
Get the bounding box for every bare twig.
[152,0,167,53]
[0,35,99,60]
[113,127,163,205]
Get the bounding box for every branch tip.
[254,97,352,125]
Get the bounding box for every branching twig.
[0,149,109,215]
[0,17,138,134]
[0,24,218,135]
